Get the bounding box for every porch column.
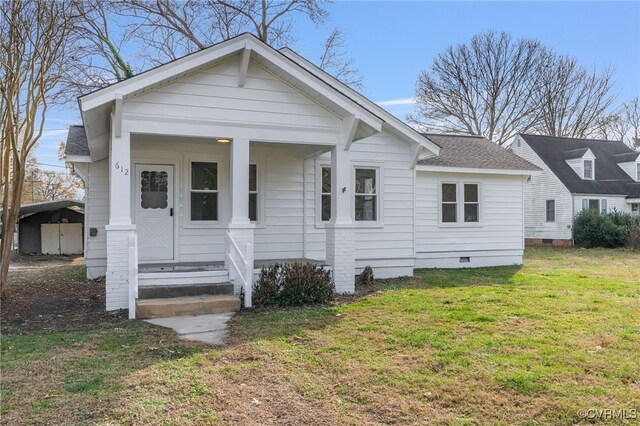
[326,146,356,293]
[227,138,255,300]
[105,120,136,312]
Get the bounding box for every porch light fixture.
[216,137,231,143]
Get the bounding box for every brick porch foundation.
[525,238,573,247]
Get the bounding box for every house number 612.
[114,162,129,175]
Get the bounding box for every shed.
[15,200,85,255]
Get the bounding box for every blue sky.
[38,1,640,170]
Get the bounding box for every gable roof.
[417,134,540,172]
[65,125,90,157]
[78,33,439,157]
[519,134,640,197]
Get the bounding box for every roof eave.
[416,165,541,175]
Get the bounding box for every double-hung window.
[546,200,555,222]
[636,163,640,181]
[354,168,377,221]
[584,160,593,179]
[463,184,479,222]
[441,183,458,223]
[441,182,481,224]
[191,162,218,221]
[582,198,607,214]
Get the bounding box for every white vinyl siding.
[510,136,574,240]
[415,172,524,267]
[304,130,416,278]
[85,159,109,278]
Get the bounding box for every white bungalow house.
[66,34,539,319]
[510,134,640,246]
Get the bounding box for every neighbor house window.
[582,198,606,214]
[321,166,331,222]
[632,203,639,215]
[463,184,479,222]
[584,160,593,179]
[546,200,555,222]
[441,183,457,223]
[191,162,218,221]
[637,163,640,181]
[354,168,377,221]
[249,164,258,222]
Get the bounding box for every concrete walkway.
[145,312,235,345]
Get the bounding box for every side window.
[191,162,218,221]
[354,168,377,221]
[321,166,331,222]
[463,184,479,222]
[441,183,457,223]
[249,164,258,222]
[546,200,555,222]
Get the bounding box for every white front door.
[134,164,174,261]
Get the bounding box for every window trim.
[463,183,480,223]
[189,161,219,223]
[546,199,555,222]
[352,164,383,226]
[249,163,259,223]
[438,179,483,227]
[315,161,331,227]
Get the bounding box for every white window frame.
[581,198,607,214]
[315,161,331,227]
[546,199,555,222]
[583,159,594,180]
[351,163,383,227]
[188,160,219,223]
[438,180,483,227]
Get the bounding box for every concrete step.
[138,270,230,286]
[138,282,234,300]
[136,294,241,319]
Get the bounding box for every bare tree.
[318,28,363,89]
[535,55,615,138]
[622,97,640,149]
[0,0,74,295]
[410,31,549,146]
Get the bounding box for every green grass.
[1,247,639,425]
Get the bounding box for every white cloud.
[375,97,415,107]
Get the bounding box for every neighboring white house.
[66,34,539,319]
[510,134,640,245]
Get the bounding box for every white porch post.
[326,146,356,293]
[227,138,255,302]
[105,117,136,312]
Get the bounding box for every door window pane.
[140,171,168,209]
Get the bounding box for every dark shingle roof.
[418,134,540,171]
[65,125,90,156]
[613,152,640,163]
[1,200,84,222]
[563,148,590,160]
[519,134,639,197]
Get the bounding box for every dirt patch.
[2,256,125,333]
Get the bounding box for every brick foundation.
[525,238,573,247]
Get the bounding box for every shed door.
[134,164,174,261]
[60,223,83,255]
[41,224,60,254]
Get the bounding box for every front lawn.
[1,248,639,425]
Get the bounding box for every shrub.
[573,209,640,249]
[357,266,374,287]
[627,223,640,251]
[252,262,334,307]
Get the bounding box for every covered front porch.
[107,130,369,318]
